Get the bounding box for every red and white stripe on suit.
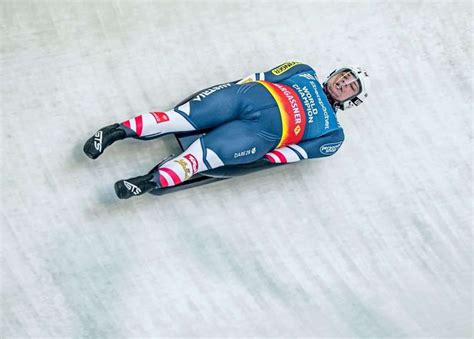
[264,144,308,163]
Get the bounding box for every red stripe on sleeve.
[159,167,182,185]
[272,150,287,163]
[135,115,143,136]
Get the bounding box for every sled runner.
[149,81,283,195]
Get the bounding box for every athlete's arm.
[264,128,345,163]
[237,61,315,84]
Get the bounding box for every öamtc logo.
[320,142,342,155]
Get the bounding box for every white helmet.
[324,66,370,111]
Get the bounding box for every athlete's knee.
[198,138,225,169]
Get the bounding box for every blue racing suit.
[169,61,344,165]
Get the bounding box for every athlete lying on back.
[83,61,370,199]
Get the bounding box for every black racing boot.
[114,155,174,199]
[83,124,127,159]
[114,173,159,199]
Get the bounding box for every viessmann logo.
[320,142,342,155]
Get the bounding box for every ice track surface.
[1,1,472,337]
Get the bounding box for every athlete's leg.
[114,119,281,198]
[84,83,246,159]
[122,83,247,139]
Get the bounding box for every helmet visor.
[326,69,361,102]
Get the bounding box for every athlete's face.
[326,70,360,103]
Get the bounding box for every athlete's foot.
[114,173,160,199]
[83,123,126,159]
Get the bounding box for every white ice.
[1,1,472,337]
